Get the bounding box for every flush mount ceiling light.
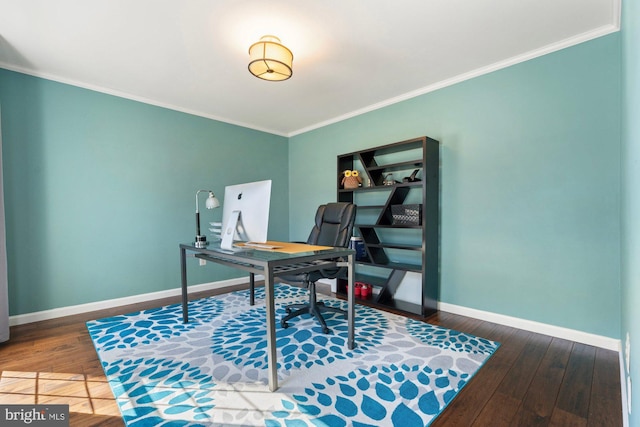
[248,35,293,81]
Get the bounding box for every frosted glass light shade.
[205,192,220,209]
[248,35,293,81]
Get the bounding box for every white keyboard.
[243,242,282,250]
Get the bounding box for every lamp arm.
[195,189,211,213]
[195,190,208,237]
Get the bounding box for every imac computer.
[220,179,272,251]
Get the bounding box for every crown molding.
[0,11,621,140]
[0,62,289,137]
[288,22,621,137]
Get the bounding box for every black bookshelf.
[336,136,440,317]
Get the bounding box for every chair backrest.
[307,203,356,248]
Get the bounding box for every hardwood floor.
[0,284,623,426]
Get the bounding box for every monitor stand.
[220,210,244,252]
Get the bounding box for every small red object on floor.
[360,283,372,298]
[354,282,363,297]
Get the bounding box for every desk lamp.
[194,190,220,248]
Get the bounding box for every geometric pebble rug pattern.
[87,283,500,426]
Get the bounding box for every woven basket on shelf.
[391,204,422,226]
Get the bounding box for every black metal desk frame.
[179,243,355,392]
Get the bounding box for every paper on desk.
[240,241,333,254]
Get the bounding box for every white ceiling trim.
[289,22,620,137]
[0,2,621,140]
[0,60,289,137]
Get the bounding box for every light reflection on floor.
[0,370,120,416]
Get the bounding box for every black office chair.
[279,202,356,334]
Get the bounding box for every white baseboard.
[438,301,620,351]
[8,277,257,327]
[440,302,626,423]
[10,281,621,353]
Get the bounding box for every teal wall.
[0,69,289,315]
[621,0,639,421]
[290,34,621,338]
[0,25,625,346]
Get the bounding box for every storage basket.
[391,204,422,226]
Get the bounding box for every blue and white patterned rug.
[87,284,499,426]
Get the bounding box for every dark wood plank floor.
[0,284,623,427]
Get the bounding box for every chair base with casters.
[277,202,356,335]
[280,281,347,334]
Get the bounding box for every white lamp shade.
[248,35,293,81]
[206,193,220,209]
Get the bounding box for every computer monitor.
[220,179,272,250]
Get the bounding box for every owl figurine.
[341,170,363,189]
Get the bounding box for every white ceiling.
[0,0,620,137]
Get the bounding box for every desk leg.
[249,273,255,306]
[180,247,189,323]
[347,253,356,350]
[264,269,278,391]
